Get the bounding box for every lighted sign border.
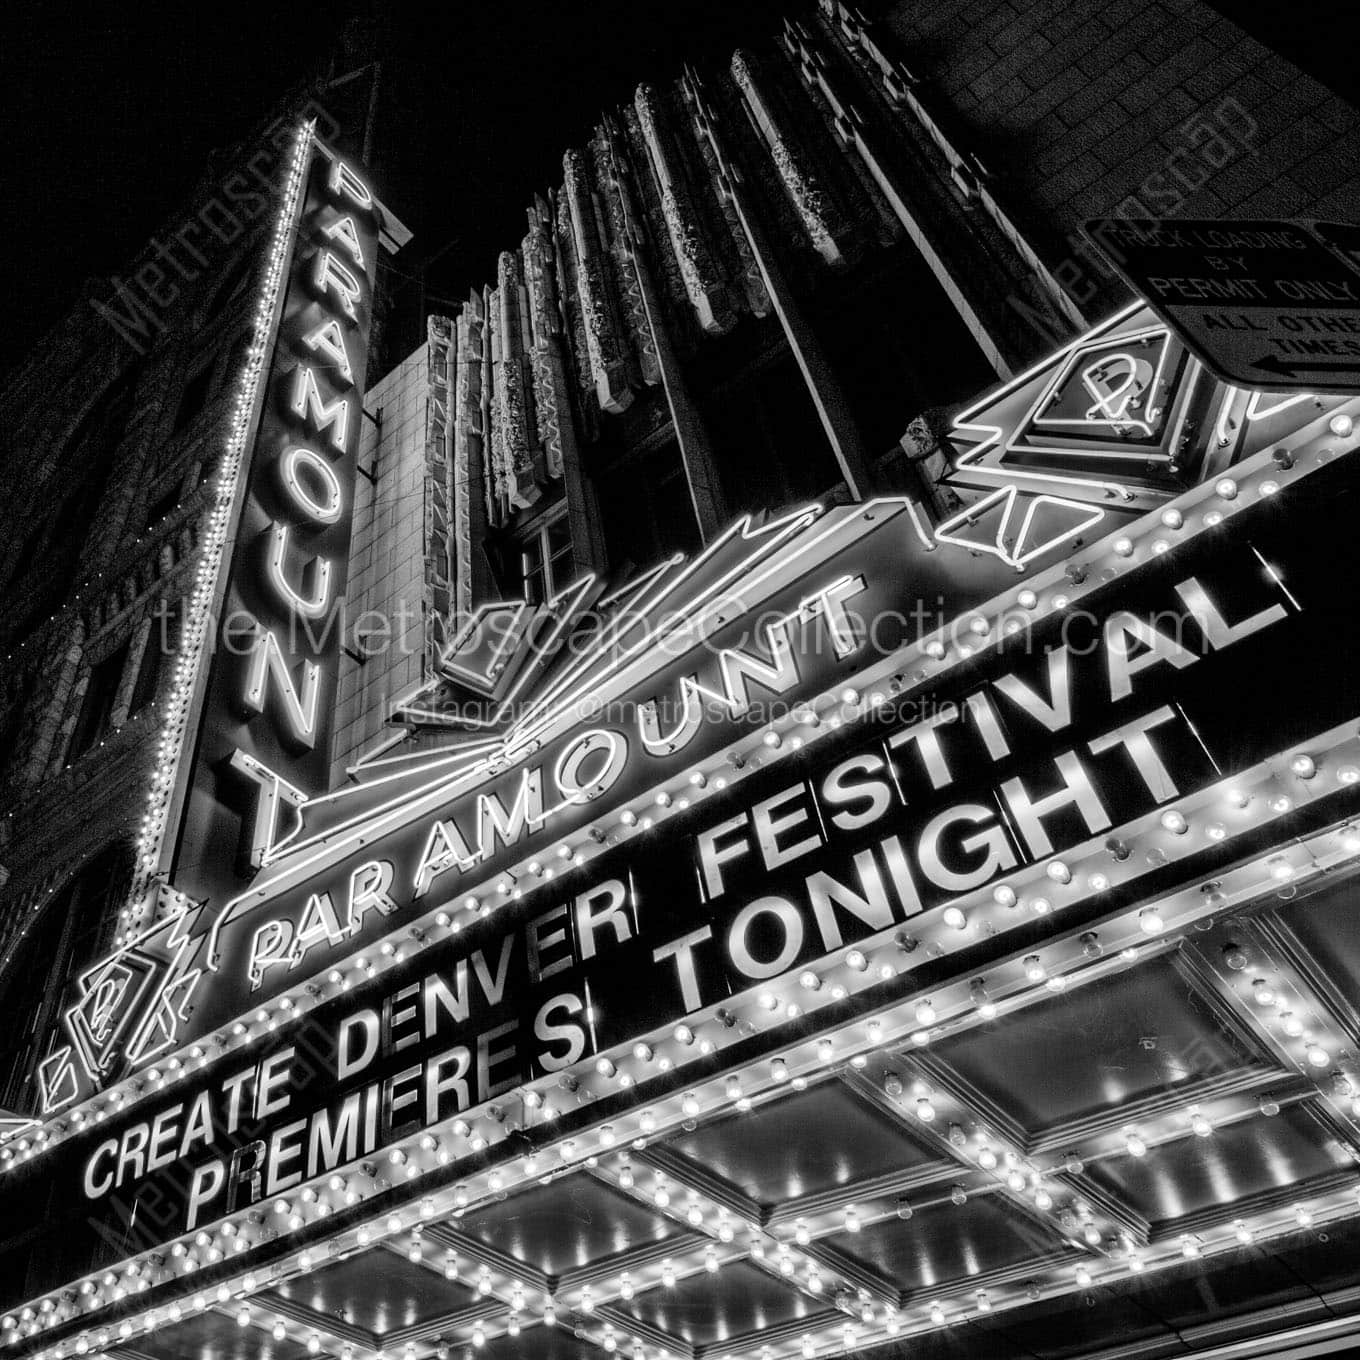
[7,789,1358,1360]
[123,120,318,938]
[11,395,1358,1153]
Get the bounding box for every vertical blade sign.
[174,140,383,910]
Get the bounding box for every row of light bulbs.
[8,404,1357,1348]
[23,407,1331,1141]
[8,810,1359,1360]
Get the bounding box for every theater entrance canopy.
[5,201,1360,1360]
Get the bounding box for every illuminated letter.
[247,919,294,990]
[807,850,893,949]
[83,1140,117,1199]
[314,251,362,320]
[413,819,475,897]
[328,159,373,210]
[1104,611,1197,702]
[720,619,798,715]
[799,574,868,658]
[337,1011,379,1081]
[697,812,750,898]
[653,926,714,1012]
[1175,577,1286,651]
[291,891,346,966]
[1001,751,1111,858]
[229,749,307,867]
[307,1093,361,1177]
[290,366,350,451]
[820,754,893,832]
[992,647,1073,732]
[279,445,343,525]
[185,1159,226,1230]
[752,783,822,870]
[347,859,398,932]
[534,993,587,1070]
[574,880,631,961]
[476,769,545,857]
[554,728,627,803]
[322,214,366,269]
[265,522,334,620]
[728,897,804,979]
[636,675,723,756]
[1088,705,1182,802]
[888,711,958,790]
[916,805,1018,892]
[241,629,321,747]
[302,317,354,384]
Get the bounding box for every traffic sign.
[1081,217,1360,392]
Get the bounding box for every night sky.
[4,0,1356,378]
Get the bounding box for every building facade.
[2,4,1360,1360]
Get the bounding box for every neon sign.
[171,146,387,909]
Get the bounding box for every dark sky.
[3,0,1356,378]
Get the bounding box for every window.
[66,642,130,762]
[519,514,576,604]
[0,845,130,1113]
[128,604,179,717]
[172,364,214,436]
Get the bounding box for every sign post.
[1082,218,1360,392]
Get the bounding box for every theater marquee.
[4,271,1360,1354]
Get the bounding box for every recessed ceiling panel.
[934,955,1261,1131]
[822,1192,1069,1291]
[1086,1104,1355,1227]
[130,1311,312,1360]
[666,1081,936,1205]
[615,1259,823,1347]
[454,1176,677,1275]
[270,1250,476,1335]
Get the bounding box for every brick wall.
[329,345,430,783]
[883,0,1360,318]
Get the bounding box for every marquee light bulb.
[1112,536,1134,557]
[1306,1045,1330,1068]
[1125,1132,1148,1158]
[916,1096,936,1122]
[845,949,867,972]
[1160,810,1188,835]
[1190,1112,1213,1138]
[1290,754,1317,779]
[1139,908,1165,935]
[915,999,937,1025]
[969,979,997,1018]
[942,905,967,929]
[992,884,1017,908]
[1215,477,1239,500]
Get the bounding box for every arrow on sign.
[1251,354,1360,378]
